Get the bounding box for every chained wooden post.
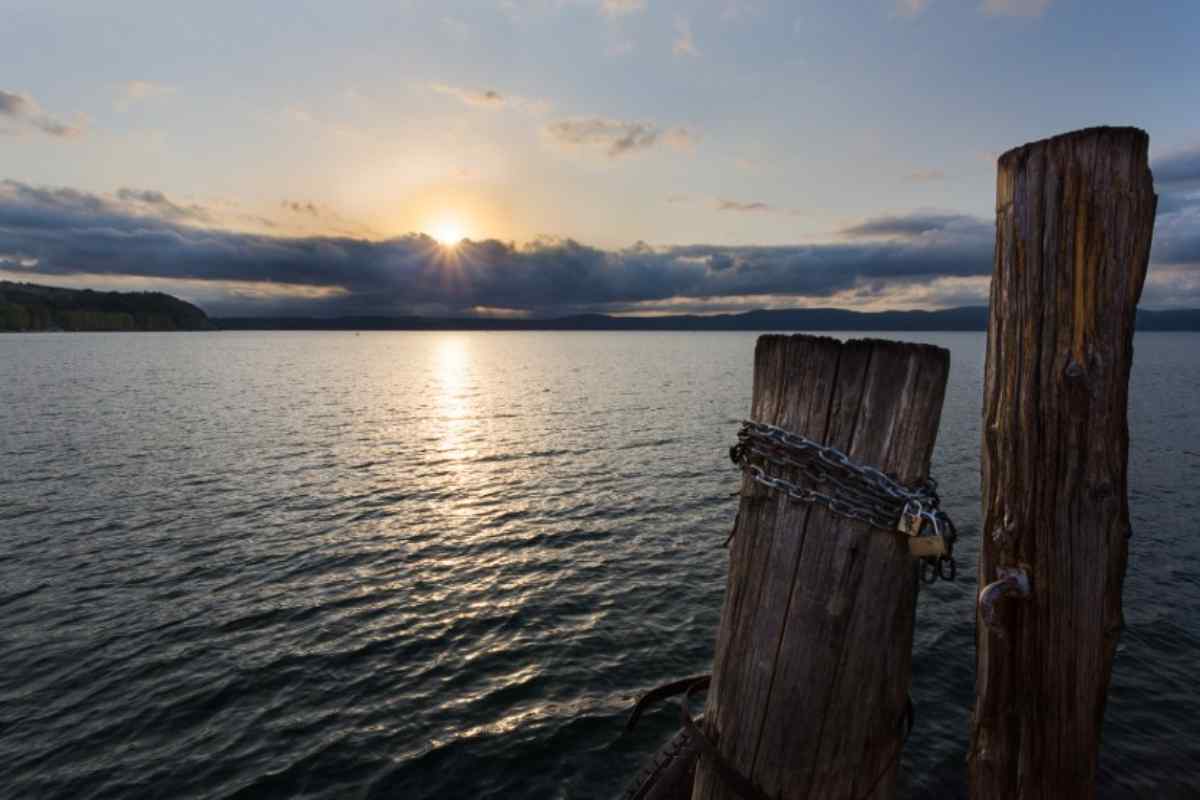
[693,335,950,800]
[968,127,1156,798]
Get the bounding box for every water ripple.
[0,331,1197,798]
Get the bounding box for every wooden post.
[693,335,950,800]
[969,127,1157,798]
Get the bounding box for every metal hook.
[978,565,1031,636]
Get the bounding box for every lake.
[1,331,1197,798]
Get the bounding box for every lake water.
[1,331,1197,798]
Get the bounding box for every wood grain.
[693,334,950,800]
[968,127,1157,799]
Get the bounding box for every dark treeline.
[0,282,213,332]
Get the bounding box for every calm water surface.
[1,331,1197,798]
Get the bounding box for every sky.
[1,0,1199,317]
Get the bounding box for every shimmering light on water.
[0,331,1197,798]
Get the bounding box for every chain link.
[730,420,957,583]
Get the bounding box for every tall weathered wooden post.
[969,127,1157,798]
[692,335,950,800]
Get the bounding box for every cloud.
[6,182,1196,315]
[115,80,177,111]
[721,1,760,21]
[429,83,549,113]
[902,168,946,183]
[279,199,378,238]
[1152,145,1200,221]
[900,0,1051,18]
[663,126,700,151]
[1152,204,1200,267]
[672,17,698,56]
[981,0,1052,17]
[895,0,930,16]
[0,181,1008,316]
[1153,143,1200,188]
[841,213,987,239]
[0,91,33,117]
[544,117,697,157]
[0,180,350,242]
[717,199,772,213]
[283,200,320,216]
[0,89,85,138]
[115,187,214,223]
[601,0,645,16]
[430,83,506,108]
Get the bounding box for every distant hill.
[4,281,1197,332]
[215,306,1200,332]
[0,282,214,332]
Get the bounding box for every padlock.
[908,535,946,558]
[897,513,924,536]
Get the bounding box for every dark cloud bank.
[1,175,1198,317]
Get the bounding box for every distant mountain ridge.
[216,306,1200,331]
[3,281,1197,332]
[0,282,213,332]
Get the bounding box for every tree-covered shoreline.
[0,282,213,332]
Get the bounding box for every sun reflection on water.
[435,337,475,460]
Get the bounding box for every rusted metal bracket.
[978,565,1031,636]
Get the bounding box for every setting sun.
[432,220,465,247]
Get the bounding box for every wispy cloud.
[841,212,989,239]
[663,126,700,151]
[430,84,506,108]
[901,168,946,183]
[715,198,803,216]
[282,200,320,216]
[895,0,930,16]
[721,1,760,21]
[0,89,85,139]
[600,0,645,17]
[981,0,1052,17]
[544,117,698,157]
[280,198,379,238]
[0,92,36,119]
[716,199,772,213]
[429,83,549,113]
[672,17,698,57]
[277,104,372,145]
[114,80,177,111]
[115,188,213,224]
[900,0,1051,18]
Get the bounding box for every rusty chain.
[729,420,957,583]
